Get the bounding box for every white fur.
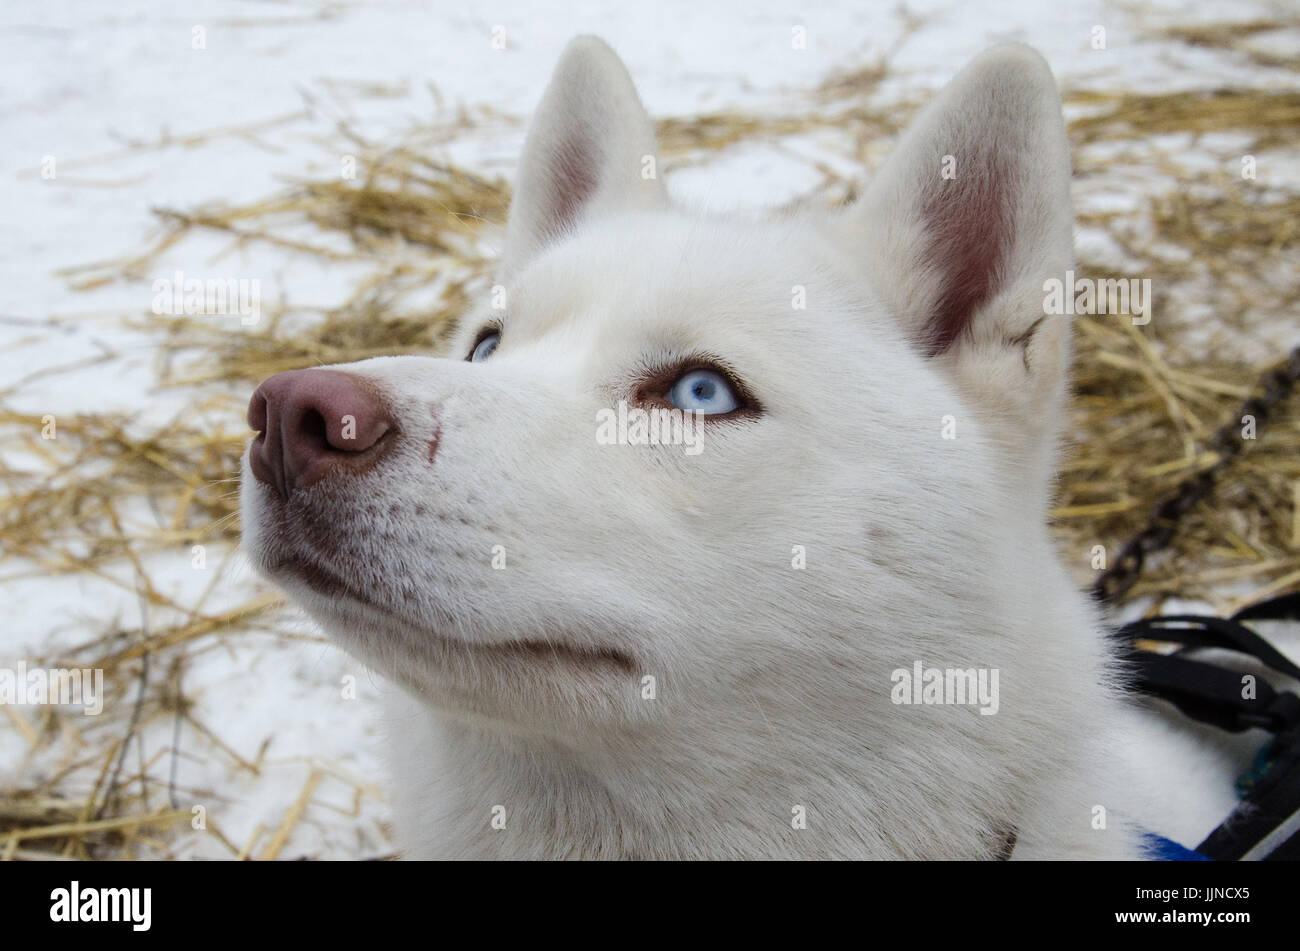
[242,37,1162,859]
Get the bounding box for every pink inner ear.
[546,132,601,236]
[917,158,1012,357]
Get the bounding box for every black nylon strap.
[1234,592,1300,625]
[1197,728,1300,861]
[1113,594,1300,733]
[1120,648,1300,733]
[1115,612,1300,683]
[1113,594,1300,860]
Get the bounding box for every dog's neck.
[388,690,1033,860]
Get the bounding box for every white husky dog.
[242,38,1151,859]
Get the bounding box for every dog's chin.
[250,542,646,731]
[242,464,646,729]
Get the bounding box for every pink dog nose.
[247,369,394,498]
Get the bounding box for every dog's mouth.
[265,552,638,677]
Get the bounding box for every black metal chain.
[1091,344,1300,606]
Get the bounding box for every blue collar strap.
[1142,832,1210,861]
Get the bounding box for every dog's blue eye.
[469,332,500,362]
[668,369,740,414]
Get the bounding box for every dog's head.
[241,38,1079,750]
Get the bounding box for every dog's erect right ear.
[502,36,668,275]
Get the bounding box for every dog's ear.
[845,45,1074,446]
[503,36,667,274]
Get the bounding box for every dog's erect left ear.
[502,36,668,274]
[844,45,1074,447]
